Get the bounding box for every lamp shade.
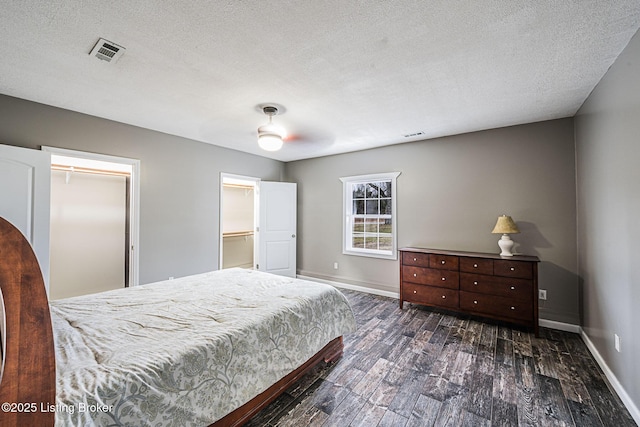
[491,215,520,234]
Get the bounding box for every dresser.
[399,247,540,336]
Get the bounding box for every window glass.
[340,172,400,259]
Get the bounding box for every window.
[340,172,400,259]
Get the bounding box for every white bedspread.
[49,268,356,426]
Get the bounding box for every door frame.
[42,146,141,286]
[219,173,260,270]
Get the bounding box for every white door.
[258,182,297,277]
[0,144,51,290]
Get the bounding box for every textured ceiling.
[1,1,639,161]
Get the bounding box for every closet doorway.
[220,174,259,270]
[43,147,140,300]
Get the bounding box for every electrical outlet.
[169,276,174,280]
[333,262,339,270]
[538,289,547,300]
[615,334,621,352]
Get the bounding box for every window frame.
[340,172,400,260]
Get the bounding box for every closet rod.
[51,164,131,177]
[222,231,254,238]
[223,183,254,190]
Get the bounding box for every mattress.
[49,268,356,426]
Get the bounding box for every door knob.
[292,234,296,238]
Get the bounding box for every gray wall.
[285,119,579,324]
[575,29,640,415]
[0,94,284,284]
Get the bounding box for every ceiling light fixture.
[257,106,286,151]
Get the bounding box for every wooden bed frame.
[0,217,343,427]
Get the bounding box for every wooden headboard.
[0,217,55,426]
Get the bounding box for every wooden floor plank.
[406,394,441,427]
[433,382,471,426]
[447,350,475,386]
[320,392,366,427]
[534,373,574,426]
[461,409,492,427]
[378,410,409,427]
[423,374,450,402]
[475,324,497,376]
[406,328,434,354]
[308,379,350,416]
[248,289,634,427]
[348,399,386,427]
[423,310,443,332]
[512,329,533,358]
[566,399,605,427]
[492,398,519,426]
[493,363,517,404]
[368,379,399,409]
[465,370,493,419]
[555,351,592,404]
[388,368,429,418]
[384,349,419,385]
[459,319,483,354]
[351,357,393,399]
[563,332,593,360]
[495,337,515,367]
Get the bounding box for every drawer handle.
[473,281,478,285]
[473,300,478,304]
[441,277,446,281]
[413,257,417,261]
[510,267,515,271]
[413,290,417,294]
[441,260,445,264]
[510,306,515,310]
[510,286,515,290]
[473,264,478,268]
[441,295,446,299]
[413,273,417,277]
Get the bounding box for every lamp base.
[498,234,515,256]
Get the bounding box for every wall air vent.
[403,131,425,138]
[89,38,125,63]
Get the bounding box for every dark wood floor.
[247,290,636,427]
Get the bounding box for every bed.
[0,217,356,426]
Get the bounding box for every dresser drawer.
[402,251,430,267]
[402,266,459,290]
[429,254,459,271]
[459,257,493,275]
[399,247,539,336]
[494,260,533,279]
[460,291,533,321]
[460,273,532,300]
[403,283,459,310]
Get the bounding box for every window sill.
[343,249,398,260]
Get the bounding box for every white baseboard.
[580,328,640,425]
[296,274,399,299]
[538,318,581,333]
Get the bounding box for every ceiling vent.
[89,38,125,63]
[403,131,425,138]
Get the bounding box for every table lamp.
[491,215,520,256]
